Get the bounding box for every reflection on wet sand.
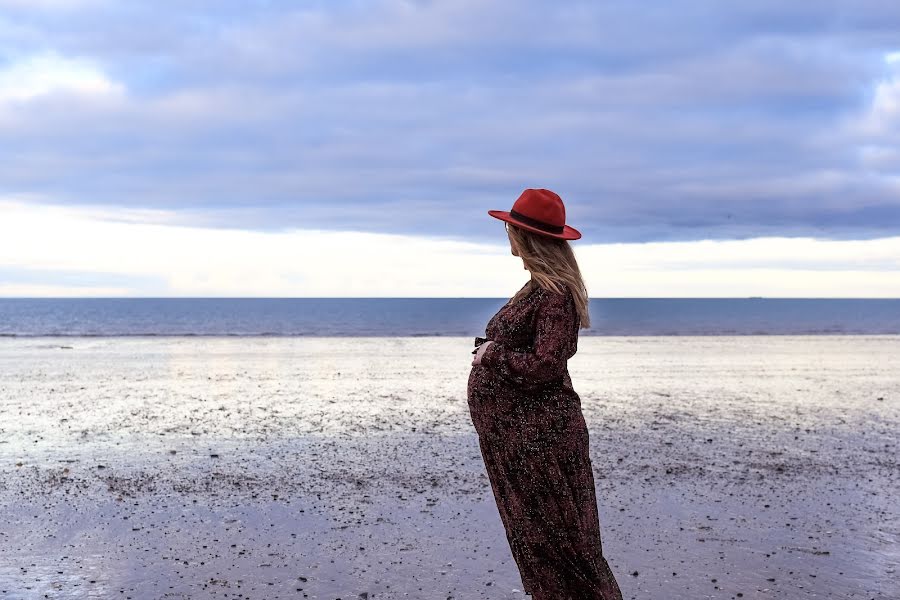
[1,336,898,598]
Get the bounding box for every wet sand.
[1,335,898,599]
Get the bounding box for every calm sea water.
[0,298,897,336]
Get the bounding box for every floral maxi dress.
[467,283,624,600]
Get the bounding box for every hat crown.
[486,187,581,240]
[511,188,565,228]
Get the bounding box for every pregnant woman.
[468,189,624,600]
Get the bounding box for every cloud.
[0,0,102,8]
[0,282,129,296]
[0,51,123,104]
[1,198,897,297]
[0,2,899,243]
[857,52,900,136]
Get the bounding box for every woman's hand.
[472,340,494,366]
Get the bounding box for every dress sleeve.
[480,289,577,388]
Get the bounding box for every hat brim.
[488,210,582,240]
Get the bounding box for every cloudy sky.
[1,0,898,297]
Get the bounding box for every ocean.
[0,297,897,336]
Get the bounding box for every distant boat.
[748,296,764,299]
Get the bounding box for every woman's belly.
[467,365,581,437]
[466,365,512,433]
[466,365,495,412]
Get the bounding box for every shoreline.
[1,336,897,598]
[3,332,900,338]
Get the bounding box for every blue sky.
[0,1,898,296]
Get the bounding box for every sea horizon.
[1,297,898,337]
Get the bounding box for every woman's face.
[505,223,518,256]
[506,223,523,262]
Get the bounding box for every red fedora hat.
[488,188,581,240]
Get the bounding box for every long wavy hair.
[506,223,591,329]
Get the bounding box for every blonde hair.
[506,223,591,329]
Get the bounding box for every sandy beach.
[0,335,897,599]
